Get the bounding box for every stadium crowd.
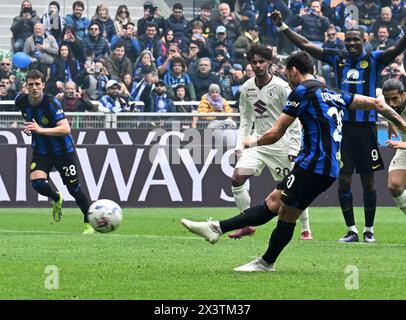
[1,0,406,116]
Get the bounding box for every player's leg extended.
[360,172,377,243]
[388,169,406,214]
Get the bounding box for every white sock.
[232,185,251,212]
[393,190,406,214]
[348,225,358,234]
[299,208,310,232]
[364,226,374,233]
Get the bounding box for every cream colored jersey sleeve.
[235,85,254,151]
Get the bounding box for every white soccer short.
[235,146,293,182]
[388,149,406,172]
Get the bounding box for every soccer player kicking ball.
[383,79,406,214]
[15,70,94,234]
[229,45,312,241]
[182,52,406,272]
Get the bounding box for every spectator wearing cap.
[207,26,235,62]
[11,1,40,52]
[187,3,212,39]
[103,43,132,81]
[138,1,167,38]
[133,50,158,82]
[91,4,117,43]
[82,20,110,62]
[110,22,141,63]
[144,80,176,115]
[64,1,90,41]
[138,22,163,61]
[190,57,220,100]
[163,56,196,101]
[210,2,241,42]
[99,79,130,113]
[114,5,133,35]
[41,1,65,43]
[24,22,59,78]
[165,3,189,44]
[234,25,261,68]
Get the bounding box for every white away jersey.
[236,75,301,155]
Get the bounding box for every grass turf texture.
[0,207,406,300]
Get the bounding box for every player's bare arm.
[24,118,71,136]
[350,95,406,131]
[244,113,295,148]
[386,139,406,150]
[270,10,324,61]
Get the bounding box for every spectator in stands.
[42,1,65,43]
[144,80,176,115]
[0,77,18,100]
[234,25,261,68]
[380,62,406,88]
[370,25,396,51]
[161,29,177,58]
[395,52,406,75]
[321,25,345,86]
[190,57,221,100]
[64,1,90,41]
[187,3,212,39]
[391,0,406,25]
[333,0,356,31]
[173,84,192,106]
[60,26,84,62]
[371,7,404,41]
[92,4,117,43]
[138,1,167,37]
[98,79,130,113]
[133,50,158,82]
[110,22,140,63]
[208,26,235,62]
[216,60,244,102]
[76,60,109,101]
[24,22,58,79]
[121,73,136,100]
[166,3,189,44]
[82,20,110,62]
[163,56,196,101]
[287,0,305,17]
[289,1,331,47]
[183,21,208,53]
[48,43,81,95]
[114,5,132,35]
[183,40,201,75]
[358,0,380,33]
[55,80,95,112]
[131,65,157,109]
[11,3,39,53]
[138,22,163,61]
[242,63,255,83]
[103,44,132,81]
[211,2,241,42]
[239,0,259,28]
[157,42,181,76]
[0,57,22,92]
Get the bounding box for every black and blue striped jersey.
[283,80,354,178]
[15,93,75,156]
[323,49,385,123]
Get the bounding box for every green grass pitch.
[1,207,406,300]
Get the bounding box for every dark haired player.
[181,51,406,272]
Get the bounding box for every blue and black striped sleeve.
[48,97,65,124]
[283,85,306,118]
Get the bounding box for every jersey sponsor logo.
[286,100,299,108]
[342,69,365,84]
[247,92,258,100]
[253,99,267,115]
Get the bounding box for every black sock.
[68,185,91,223]
[338,188,355,227]
[262,220,296,263]
[364,190,377,228]
[219,201,278,233]
[32,179,59,202]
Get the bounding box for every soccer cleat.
[338,231,359,243]
[52,192,63,222]
[228,226,256,239]
[181,218,222,244]
[300,230,313,240]
[234,258,275,272]
[82,223,95,234]
[363,231,376,243]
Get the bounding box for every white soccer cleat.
[234,258,275,272]
[181,218,222,244]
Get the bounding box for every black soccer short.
[340,122,384,174]
[276,166,336,210]
[30,152,81,187]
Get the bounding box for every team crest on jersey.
[31,162,36,170]
[253,99,267,115]
[360,60,369,69]
[41,116,49,126]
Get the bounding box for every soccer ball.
[87,199,123,233]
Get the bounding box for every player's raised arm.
[349,94,406,131]
[270,10,324,61]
